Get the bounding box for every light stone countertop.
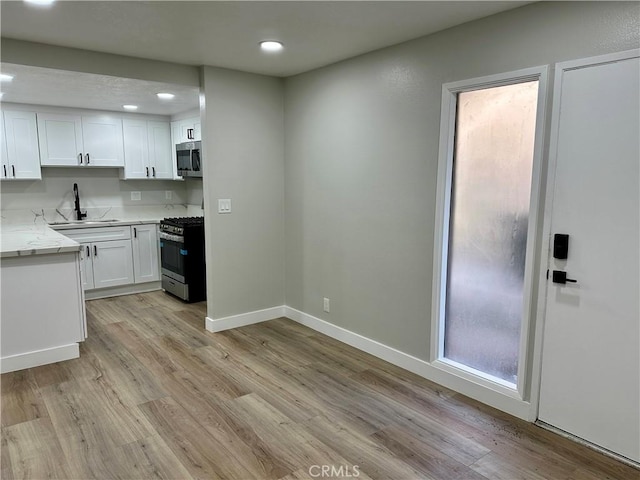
[0,224,81,258]
[0,204,204,258]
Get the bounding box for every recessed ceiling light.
[123,105,138,111]
[156,93,175,100]
[0,74,14,82]
[24,0,56,6]
[260,41,283,52]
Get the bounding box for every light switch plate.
[131,191,141,201]
[218,198,231,214]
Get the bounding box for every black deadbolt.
[553,234,569,260]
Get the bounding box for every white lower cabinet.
[61,224,159,292]
[131,224,160,283]
[79,243,95,290]
[91,239,134,289]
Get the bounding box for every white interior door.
[538,51,640,463]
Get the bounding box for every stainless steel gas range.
[159,216,206,302]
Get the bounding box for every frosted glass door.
[443,81,539,385]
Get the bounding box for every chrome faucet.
[73,183,87,221]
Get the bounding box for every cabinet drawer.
[62,225,132,243]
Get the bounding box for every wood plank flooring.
[2,291,637,479]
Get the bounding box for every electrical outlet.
[165,190,172,200]
[131,191,141,201]
[218,198,231,214]
[323,297,330,313]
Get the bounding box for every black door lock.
[553,234,569,260]
[552,270,577,284]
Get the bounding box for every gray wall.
[201,66,285,319]
[284,1,640,360]
[1,38,199,87]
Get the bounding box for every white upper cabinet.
[123,119,172,179]
[37,112,124,167]
[123,118,150,178]
[2,110,42,180]
[147,121,173,179]
[173,116,201,144]
[37,113,84,166]
[81,115,125,167]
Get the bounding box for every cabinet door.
[179,121,193,142]
[3,111,41,180]
[193,122,201,141]
[131,224,160,283]
[80,243,95,290]
[1,113,8,178]
[91,239,134,289]
[122,118,149,179]
[170,121,182,179]
[37,113,84,166]
[82,115,125,167]
[147,121,173,179]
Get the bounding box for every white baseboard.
[206,305,286,333]
[1,343,79,374]
[284,306,532,421]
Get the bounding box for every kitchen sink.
[49,219,119,226]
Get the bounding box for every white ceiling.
[1,1,530,77]
[0,1,530,115]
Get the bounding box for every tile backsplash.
[0,167,194,211]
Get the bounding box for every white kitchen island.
[1,224,86,373]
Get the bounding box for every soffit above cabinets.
[1,1,532,77]
[0,63,199,116]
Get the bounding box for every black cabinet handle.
[133,227,137,238]
[3,165,6,177]
[146,167,149,177]
[94,245,97,257]
[11,165,15,177]
[187,128,194,140]
[152,166,156,177]
[86,245,90,257]
[79,153,83,165]
[86,153,90,165]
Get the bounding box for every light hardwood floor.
[2,291,637,479]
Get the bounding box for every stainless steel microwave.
[176,141,202,177]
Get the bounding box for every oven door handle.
[159,232,185,243]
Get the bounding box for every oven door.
[159,232,186,283]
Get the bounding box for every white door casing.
[537,50,640,463]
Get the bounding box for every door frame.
[529,48,640,421]
[430,65,548,419]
